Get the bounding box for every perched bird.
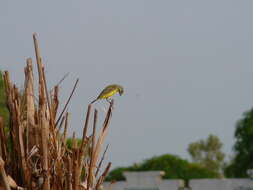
[91,84,124,104]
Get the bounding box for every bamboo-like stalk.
[0,117,7,162]
[33,33,44,87]
[95,144,109,177]
[93,101,113,168]
[51,86,59,122]
[24,58,37,149]
[80,104,92,151]
[42,67,58,153]
[15,100,31,188]
[61,113,69,156]
[55,79,79,126]
[0,156,11,190]
[66,156,73,190]
[33,33,50,190]
[95,162,112,190]
[87,109,98,190]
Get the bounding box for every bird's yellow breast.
[99,88,118,99]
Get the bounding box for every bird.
[91,84,124,104]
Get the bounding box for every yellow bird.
[91,84,124,104]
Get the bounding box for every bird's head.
[118,85,124,96]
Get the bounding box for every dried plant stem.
[66,156,73,190]
[33,33,44,91]
[42,68,52,121]
[55,79,79,126]
[33,33,50,190]
[79,105,91,152]
[0,156,11,190]
[95,162,112,190]
[24,58,37,150]
[55,72,69,87]
[51,86,59,121]
[95,144,109,177]
[0,117,7,162]
[61,113,69,156]
[93,101,113,168]
[87,109,98,190]
[42,67,57,150]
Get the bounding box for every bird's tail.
[90,99,98,104]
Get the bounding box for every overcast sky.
[1,1,253,168]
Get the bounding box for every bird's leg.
[110,99,114,109]
[107,98,114,109]
[106,98,114,104]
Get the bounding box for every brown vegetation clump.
[0,34,113,190]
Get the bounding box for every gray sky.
[1,1,253,168]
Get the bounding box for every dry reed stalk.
[80,104,92,151]
[0,117,7,162]
[24,58,37,149]
[55,79,79,126]
[42,67,58,154]
[95,144,109,177]
[33,33,50,190]
[95,162,112,190]
[87,110,98,190]
[75,105,92,187]
[14,100,31,188]
[51,86,59,122]
[93,101,113,169]
[78,105,91,165]
[0,156,11,190]
[55,72,69,87]
[2,71,19,181]
[66,155,73,190]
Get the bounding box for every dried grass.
[0,34,113,190]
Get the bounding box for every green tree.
[187,134,225,175]
[224,108,253,177]
[66,138,82,149]
[105,167,127,181]
[106,154,219,183]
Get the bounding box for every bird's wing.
[97,85,118,99]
